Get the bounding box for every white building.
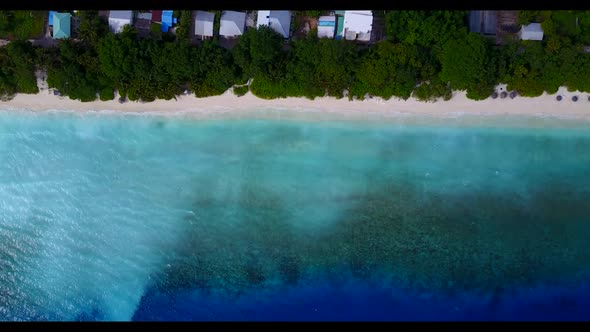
[108,10,134,34]
[256,10,291,38]
[220,11,246,38]
[195,11,215,38]
[519,23,544,41]
[317,16,336,39]
[343,10,372,41]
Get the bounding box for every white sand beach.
[1,84,589,122]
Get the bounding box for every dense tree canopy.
[1,10,590,103]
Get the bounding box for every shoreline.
[1,85,590,124]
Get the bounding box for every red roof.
[151,10,162,23]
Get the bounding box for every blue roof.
[48,11,56,26]
[162,10,174,32]
[52,12,71,39]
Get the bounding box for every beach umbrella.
[556,95,562,101]
[572,96,578,102]
[491,92,498,99]
[500,91,507,98]
[509,91,517,99]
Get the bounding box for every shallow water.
[1,109,589,321]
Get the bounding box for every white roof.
[520,23,544,41]
[220,10,246,37]
[109,10,133,33]
[137,12,152,20]
[343,10,372,41]
[195,11,215,37]
[257,10,291,38]
[318,16,335,39]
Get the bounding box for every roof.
[520,23,544,40]
[334,10,345,16]
[343,11,372,40]
[469,10,497,35]
[48,11,56,26]
[109,10,133,33]
[220,11,246,37]
[195,11,215,36]
[335,16,344,39]
[109,10,133,21]
[318,16,335,38]
[151,10,162,23]
[162,10,176,32]
[52,12,71,39]
[256,10,291,38]
[319,16,335,24]
[137,12,152,20]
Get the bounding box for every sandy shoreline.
[1,84,590,123]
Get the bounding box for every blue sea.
[1,109,590,321]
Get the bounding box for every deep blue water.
[1,110,590,321]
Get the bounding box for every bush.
[150,23,162,40]
[0,11,45,40]
[250,75,288,99]
[233,85,249,97]
[99,87,115,101]
[413,80,452,102]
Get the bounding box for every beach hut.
[219,11,246,38]
[572,96,578,102]
[519,23,544,41]
[195,11,215,38]
[51,12,71,39]
[343,11,372,41]
[109,10,133,33]
[500,91,508,98]
[469,11,497,36]
[151,10,162,23]
[556,95,562,101]
[256,10,292,39]
[48,11,57,26]
[161,10,177,32]
[318,16,336,39]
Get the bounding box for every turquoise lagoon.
[0,109,590,321]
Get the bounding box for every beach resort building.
[151,10,162,24]
[219,11,246,38]
[318,16,336,38]
[161,10,176,33]
[109,10,134,34]
[49,12,71,39]
[343,11,372,41]
[519,23,544,41]
[195,11,215,39]
[256,11,292,39]
[469,10,497,36]
[334,10,345,40]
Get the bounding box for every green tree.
[6,40,39,94]
[385,11,467,49]
[233,25,286,80]
[439,33,494,99]
[78,11,109,46]
[352,41,421,100]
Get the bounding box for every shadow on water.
[149,181,301,297]
[140,174,590,302]
[131,123,590,319]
